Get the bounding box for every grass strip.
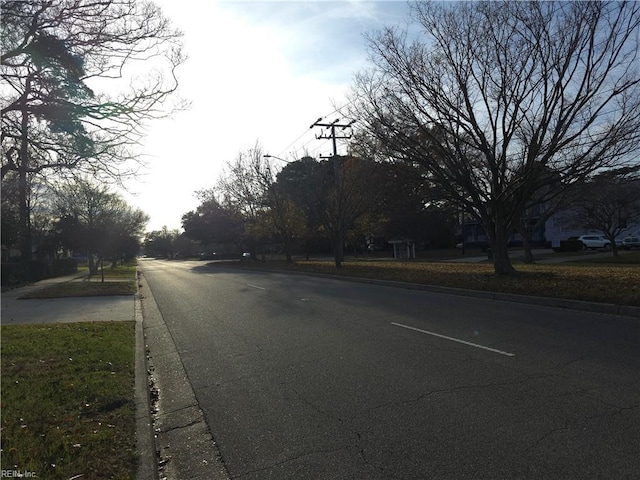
[1,321,137,480]
[19,281,136,299]
[87,264,138,280]
[226,253,640,306]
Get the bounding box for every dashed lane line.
[391,322,516,357]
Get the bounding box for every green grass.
[229,252,640,306]
[89,263,137,280]
[19,281,136,299]
[1,321,137,480]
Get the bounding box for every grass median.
[226,251,640,307]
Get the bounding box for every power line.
[273,95,364,159]
[273,127,315,160]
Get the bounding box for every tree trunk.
[284,237,293,263]
[489,221,515,275]
[522,234,534,263]
[492,242,515,274]
[333,231,345,269]
[88,253,98,276]
[18,164,30,260]
[18,77,31,260]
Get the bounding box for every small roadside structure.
[389,238,416,260]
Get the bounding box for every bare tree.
[350,0,640,274]
[215,143,275,256]
[1,0,185,258]
[515,167,583,263]
[217,144,271,222]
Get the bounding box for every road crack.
[230,446,350,479]
[289,388,398,478]
[160,417,202,434]
[525,421,570,452]
[351,377,540,419]
[526,403,639,454]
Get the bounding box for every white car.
[576,235,611,250]
[622,236,640,250]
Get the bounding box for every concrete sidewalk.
[1,273,157,480]
[1,273,136,325]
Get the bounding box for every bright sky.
[122,0,411,233]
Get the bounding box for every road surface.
[139,258,639,479]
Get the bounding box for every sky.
[120,0,412,233]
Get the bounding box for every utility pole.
[309,118,355,175]
[309,117,355,269]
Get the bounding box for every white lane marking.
[391,322,515,357]
[247,284,266,290]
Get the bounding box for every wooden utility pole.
[309,118,355,268]
[310,118,354,173]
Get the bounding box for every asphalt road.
[139,258,639,480]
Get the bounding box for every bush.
[1,260,49,286]
[1,259,79,286]
[2,263,23,286]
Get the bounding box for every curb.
[135,273,159,480]
[137,271,230,480]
